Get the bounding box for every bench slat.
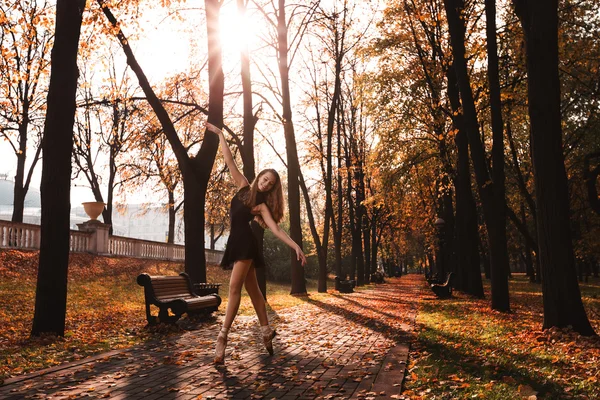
[155,292,195,300]
[153,286,191,295]
[151,280,189,288]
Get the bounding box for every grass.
[0,248,336,380]
[404,273,600,400]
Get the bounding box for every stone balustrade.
[0,219,222,263]
[0,220,41,249]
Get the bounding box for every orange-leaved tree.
[0,0,53,222]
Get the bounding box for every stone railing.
[70,230,92,253]
[205,249,223,264]
[109,235,185,261]
[0,220,41,249]
[0,219,222,264]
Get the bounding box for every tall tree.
[73,62,138,234]
[123,122,185,244]
[584,152,600,216]
[334,95,344,279]
[236,0,269,298]
[443,0,510,311]
[31,0,86,336]
[276,0,308,294]
[253,0,318,293]
[513,0,595,335]
[297,0,352,292]
[485,0,510,304]
[97,0,222,283]
[447,64,484,297]
[344,75,366,285]
[0,0,52,222]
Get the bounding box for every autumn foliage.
[405,276,600,399]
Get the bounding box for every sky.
[0,0,380,209]
[2,2,208,207]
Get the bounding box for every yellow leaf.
[256,383,268,391]
[518,384,537,397]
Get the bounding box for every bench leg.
[432,286,452,298]
[145,304,159,325]
[158,306,181,324]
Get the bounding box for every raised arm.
[206,122,249,189]
[253,203,307,266]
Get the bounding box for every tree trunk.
[438,138,456,279]
[298,172,326,292]
[485,0,510,308]
[371,218,378,273]
[317,9,345,292]
[251,221,267,296]
[447,65,483,297]
[346,158,356,282]
[443,0,509,310]
[353,184,364,285]
[334,100,344,279]
[237,0,268,298]
[520,203,535,281]
[12,118,28,223]
[277,0,306,295]
[104,140,116,235]
[10,12,43,224]
[31,0,85,337]
[583,153,600,216]
[168,191,176,244]
[360,180,371,284]
[513,0,595,335]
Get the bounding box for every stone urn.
[82,201,106,221]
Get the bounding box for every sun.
[218,1,260,55]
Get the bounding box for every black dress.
[220,185,266,269]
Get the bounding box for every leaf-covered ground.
[2,248,599,400]
[0,248,327,381]
[404,275,600,399]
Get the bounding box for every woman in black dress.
[206,123,307,364]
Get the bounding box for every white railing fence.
[0,221,40,249]
[0,219,222,264]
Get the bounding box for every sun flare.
[218,2,256,55]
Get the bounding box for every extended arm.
[206,122,249,189]
[254,203,307,266]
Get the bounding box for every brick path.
[0,275,425,399]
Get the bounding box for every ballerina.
[206,122,307,364]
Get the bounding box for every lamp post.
[434,217,446,280]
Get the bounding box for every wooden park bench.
[425,271,443,285]
[335,276,356,293]
[371,271,385,283]
[137,272,222,325]
[430,272,453,298]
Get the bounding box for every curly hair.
[242,169,284,228]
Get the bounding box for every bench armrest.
[194,283,222,296]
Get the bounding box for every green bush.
[264,226,291,282]
[263,220,320,282]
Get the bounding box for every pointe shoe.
[214,330,228,364]
[262,328,277,356]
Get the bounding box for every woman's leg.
[223,259,253,329]
[244,266,268,326]
[244,266,277,355]
[214,259,252,363]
